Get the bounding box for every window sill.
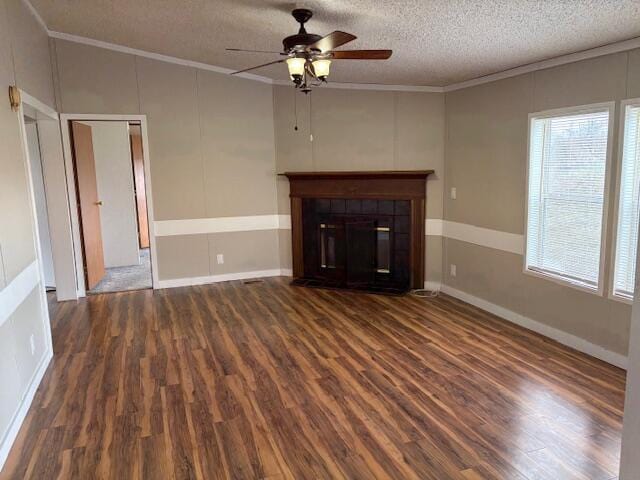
[523,267,602,296]
[608,292,633,305]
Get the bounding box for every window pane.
[613,105,640,298]
[526,109,610,289]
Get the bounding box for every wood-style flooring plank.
[0,279,627,480]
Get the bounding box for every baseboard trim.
[155,269,292,289]
[0,347,53,471]
[440,285,628,370]
[423,281,443,291]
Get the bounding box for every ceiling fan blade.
[331,50,393,60]
[226,48,286,55]
[231,58,285,75]
[308,31,356,53]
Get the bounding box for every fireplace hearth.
[282,171,433,294]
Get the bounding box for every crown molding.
[21,0,50,34]
[48,31,274,84]
[49,31,443,92]
[444,36,640,92]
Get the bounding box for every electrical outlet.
[450,187,457,200]
[216,254,224,265]
[29,334,35,355]
[450,264,457,277]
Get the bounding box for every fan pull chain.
[309,93,313,142]
[293,89,298,131]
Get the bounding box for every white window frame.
[523,101,615,295]
[609,98,640,304]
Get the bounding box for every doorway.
[67,119,154,294]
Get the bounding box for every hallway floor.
[90,248,151,294]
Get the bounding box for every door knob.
[94,201,103,206]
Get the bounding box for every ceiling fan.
[226,8,392,93]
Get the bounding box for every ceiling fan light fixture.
[228,9,392,93]
[312,59,331,80]
[286,57,306,82]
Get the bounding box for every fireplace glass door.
[300,198,411,293]
[345,220,376,287]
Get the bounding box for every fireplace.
[282,171,433,294]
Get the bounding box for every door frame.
[15,89,59,352]
[60,114,158,296]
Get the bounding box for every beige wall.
[52,39,280,281]
[155,230,280,281]
[52,39,445,283]
[272,85,446,284]
[0,0,54,465]
[444,49,640,356]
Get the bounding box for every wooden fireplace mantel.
[282,170,433,291]
[280,170,433,200]
[280,170,434,179]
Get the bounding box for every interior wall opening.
[68,119,153,294]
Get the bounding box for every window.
[613,102,640,299]
[526,106,611,290]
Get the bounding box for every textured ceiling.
[31,0,640,86]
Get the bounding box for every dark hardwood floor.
[1,278,626,479]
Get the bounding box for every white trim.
[60,114,159,296]
[59,116,85,296]
[440,284,628,370]
[0,261,39,327]
[156,268,291,289]
[17,93,54,352]
[0,347,53,471]
[277,214,291,229]
[50,31,274,84]
[523,101,616,297]
[425,219,444,236]
[139,120,160,291]
[423,281,442,291]
[609,98,640,304]
[444,221,524,255]
[21,0,50,34]
[444,36,640,92]
[155,215,283,237]
[19,91,57,120]
[610,292,634,306]
[60,113,148,122]
[527,101,616,120]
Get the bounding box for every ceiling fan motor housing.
[283,8,322,52]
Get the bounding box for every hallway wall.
[0,0,56,469]
[52,39,280,284]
